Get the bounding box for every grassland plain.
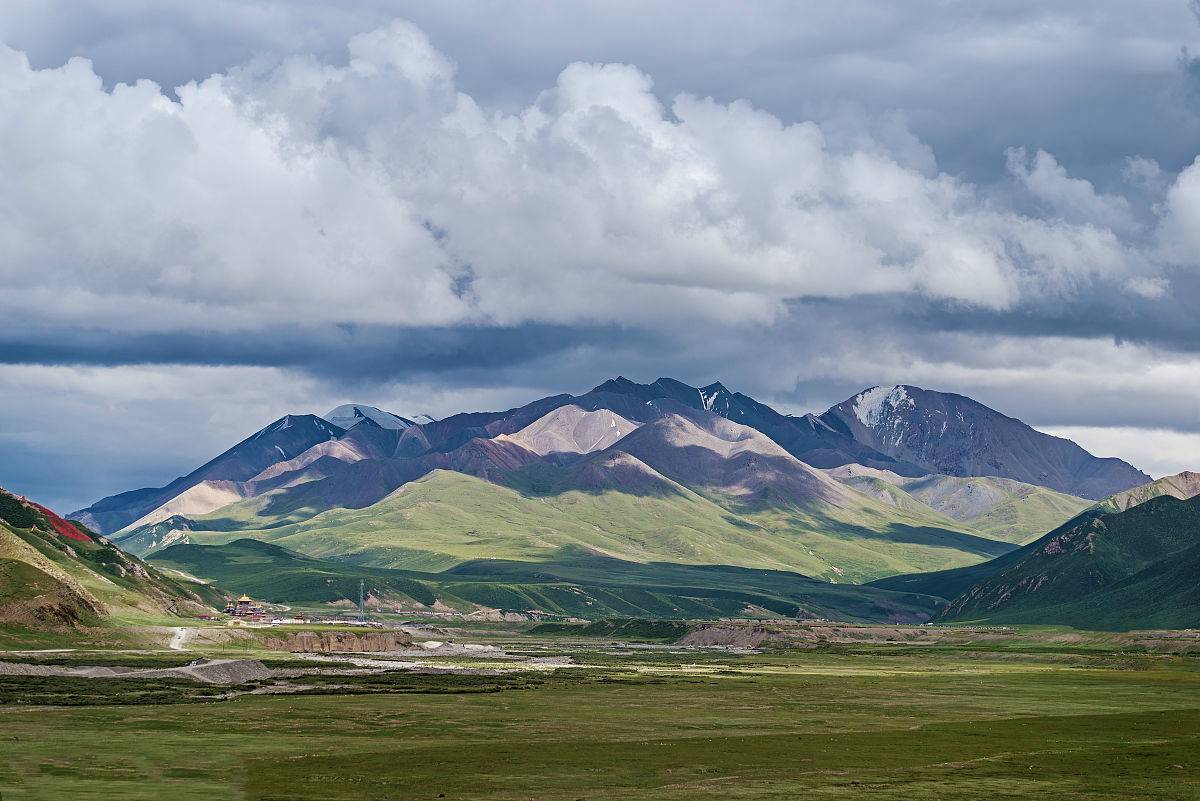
[1,633,1199,800]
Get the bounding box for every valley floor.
[1,628,1199,800]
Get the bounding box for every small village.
[218,594,385,628]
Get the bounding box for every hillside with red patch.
[29,502,93,543]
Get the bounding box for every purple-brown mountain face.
[71,377,1149,536]
[820,385,1149,500]
[71,415,346,534]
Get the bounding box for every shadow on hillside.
[427,549,947,621]
[793,508,1017,558]
[188,444,1021,568]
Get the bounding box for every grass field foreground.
[1,634,1199,800]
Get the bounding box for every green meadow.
[149,538,945,622]
[130,469,1014,583]
[2,633,1198,800]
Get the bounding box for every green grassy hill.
[0,487,222,632]
[827,467,1091,544]
[976,539,1200,630]
[0,558,102,628]
[939,495,1200,627]
[151,539,436,606]
[904,475,1091,543]
[150,537,947,622]
[873,494,1200,630]
[127,469,1013,584]
[1090,471,1200,514]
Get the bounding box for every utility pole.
[359,578,365,620]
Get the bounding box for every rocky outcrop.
[263,630,413,653]
[677,624,783,649]
[677,621,945,648]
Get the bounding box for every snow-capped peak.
[699,381,728,411]
[852,385,913,428]
[314,418,343,437]
[805,412,837,432]
[251,414,343,441]
[324,404,414,431]
[251,415,295,440]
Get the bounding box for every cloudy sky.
[3,0,1200,511]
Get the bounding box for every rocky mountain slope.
[936,495,1200,628]
[72,414,345,534]
[495,405,640,456]
[584,377,923,473]
[604,404,854,509]
[820,385,1149,499]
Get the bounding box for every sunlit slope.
[0,490,221,630]
[1091,471,1200,514]
[827,466,1091,544]
[133,469,1012,583]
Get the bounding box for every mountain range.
[57,378,1156,616]
[824,465,1092,544]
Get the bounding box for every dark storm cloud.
[0,323,647,381]
[871,267,1200,355]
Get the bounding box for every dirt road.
[169,627,191,651]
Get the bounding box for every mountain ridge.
[72,414,345,534]
[820,385,1148,499]
[825,464,1092,544]
[71,376,1155,598]
[75,377,1146,536]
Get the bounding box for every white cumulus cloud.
[2,18,1192,339]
